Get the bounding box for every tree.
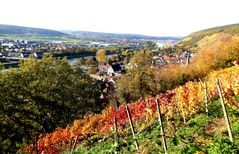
[117,50,158,102]
[122,49,129,56]
[96,49,107,62]
[130,50,152,66]
[0,62,3,70]
[0,57,102,153]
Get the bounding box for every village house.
[33,52,44,59]
[162,56,179,64]
[107,63,123,76]
[98,62,124,77]
[20,52,31,58]
[152,56,166,66]
[2,50,9,57]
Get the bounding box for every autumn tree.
[96,49,107,62]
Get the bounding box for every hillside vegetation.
[20,23,239,154]
[177,23,239,51]
[150,24,239,95]
[22,66,239,153]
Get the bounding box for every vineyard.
[23,66,239,153]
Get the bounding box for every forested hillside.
[0,24,66,36]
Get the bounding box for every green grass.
[67,98,239,154]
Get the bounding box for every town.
[0,37,195,102]
[0,38,194,76]
[0,38,191,70]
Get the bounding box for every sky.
[0,0,239,36]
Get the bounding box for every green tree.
[130,50,152,66]
[0,56,102,153]
[0,62,3,70]
[117,50,159,102]
[96,49,107,62]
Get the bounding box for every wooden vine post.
[204,82,209,116]
[216,79,233,143]
[69,138,72,152]
[180,102,186,124]
[125,103,139,150]
[114,116,118,140]
[155,98,168,154]
[71,135,79,154]
[200,78,212,104]
[113,116,118,154]
[113,100,119,153]
[174,90,186,124]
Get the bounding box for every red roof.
[163,56,178,61]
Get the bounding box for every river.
[1,54,118,72]
[68,54,118,65]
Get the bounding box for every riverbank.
[1,52,118,71]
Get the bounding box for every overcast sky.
[0,0,239,36]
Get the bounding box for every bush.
[207,137,239,154]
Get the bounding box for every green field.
[0,34,90,43]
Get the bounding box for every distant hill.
[0,24,67,36]
[177,23,239,51]
[0,24,181,41]
[61,30,181,41]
